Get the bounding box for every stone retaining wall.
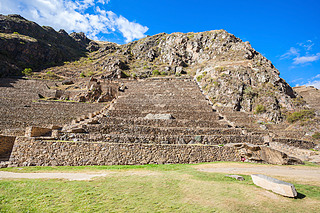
[99,117,227,128]
[8,137,240,167]
[274,138,318,150]
[61,132,264,145]
[87,125,243,136]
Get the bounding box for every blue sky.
[0,0,319,88]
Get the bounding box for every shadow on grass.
[296,192,306,199]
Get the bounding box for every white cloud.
[306,80,320,89]
[312,74,320,79]
[111,13,149,43]
[293,53,320,65]
[290,78,304,83]
[97,0,110,4]
[280,47,299,60]
[298,40,314,51]
[0,0,148,42]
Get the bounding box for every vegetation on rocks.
[286,110,315,123]
[254,104,266,114]
[21,68,32,76]
[312,132,320,140]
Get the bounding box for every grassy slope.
[0,163,319,212]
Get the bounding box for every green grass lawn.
[0,163,319,212]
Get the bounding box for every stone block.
[51,130,60,138]
[48,125,62,130]
[72,120,79,125]
[251,174,297,197]
[0,136,16,158]
[144,113,174,120]
[87,119,99,124]
[88,113,94,119]
[25,127,52,137]
[67,128,86,133]
[225,175,245,181]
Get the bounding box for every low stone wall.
[88,124,243,136]
[0,136,16,160]
[60,132,265,145]
[107,110,219,120]
[8,137,240,167]
[99,117,226,128]
[274,138,318,150]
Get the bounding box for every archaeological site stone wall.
[8,137,241,167]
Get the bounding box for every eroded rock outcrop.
[0,14,90,76]
[227,143,303,165]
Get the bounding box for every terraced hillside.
[0,78,105,136]
[1,77,319,167]
[63,77,263,145]
[294,86,320,111]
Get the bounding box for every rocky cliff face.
[0,14,90,77]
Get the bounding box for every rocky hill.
[44,31,300,123]
[0,15,315,123]
[0,14,93,77]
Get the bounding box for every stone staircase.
[60,77,265,146]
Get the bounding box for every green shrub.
[215,66,225,72]
[46,71,57,78]
[80,72,86,78]
[13,32,20,35]
[87,71,94,77]
[187,34,194,39]
[196,75,203,82]
[287,110,315,123]
[160,71,167,76]
[254,105,266,114]
[152,70,160,76]
[121,71,130,78]
[312,132,320,140]
[22,68,33,76]
[244,87,256,98]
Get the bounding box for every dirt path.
[0,170,159,181]
[0,171,110,181]
[195,163,320,186]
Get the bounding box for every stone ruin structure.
[1,77,318,168]
[50,77,119,103]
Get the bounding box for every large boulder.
[251,174,297,198]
